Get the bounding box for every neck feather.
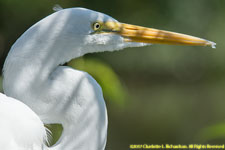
[3,22,108,150]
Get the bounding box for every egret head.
[45,7,215,57]
[55,8,215,52]
[11,7,215,66]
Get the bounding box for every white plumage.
[0,93,47,150]
[0,7,215,150]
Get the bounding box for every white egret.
[1,7,215,150]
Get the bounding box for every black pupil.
[95,24,100,29]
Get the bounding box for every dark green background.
[0,0,225,149]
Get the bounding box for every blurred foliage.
[0,76,2,92]
[197,123,225,143]
[68,57,127,107]
[45,124,63,146]
[1,0,225,150]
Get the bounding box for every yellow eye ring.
[93,22,101,31]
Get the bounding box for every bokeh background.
[0,0,225,149]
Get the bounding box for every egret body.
[0,93,47,150]
[1,7,215,150]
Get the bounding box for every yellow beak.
[104,22,216,48]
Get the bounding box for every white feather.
[0,93,47,150]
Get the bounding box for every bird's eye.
[93,22,101,31]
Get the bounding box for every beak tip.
[206,41,216,49]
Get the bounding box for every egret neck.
[3,8,109,150]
